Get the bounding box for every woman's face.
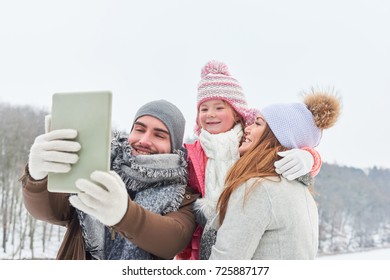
[239,115,267,156]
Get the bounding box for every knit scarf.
[194,124,242,259]
[77,132,187,260]
[194,124,242,222]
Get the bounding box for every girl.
[209,91,341,259]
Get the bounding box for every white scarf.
[194,124,243,222]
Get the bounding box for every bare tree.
[1,102,66,259]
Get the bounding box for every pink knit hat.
[195,60,258,135]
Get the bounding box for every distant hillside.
[315,163,390,254]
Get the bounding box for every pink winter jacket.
[175,140,206,260]
[175,140,322,260]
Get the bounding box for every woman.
[209,90,341,259]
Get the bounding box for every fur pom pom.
[193,197,217,225]
[201,60,230,78]
[304,89,341,130]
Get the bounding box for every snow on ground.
[317,248,390,260]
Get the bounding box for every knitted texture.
[261,102,322,149]
[261,91,341,149]
[194,124,242,222]
[195,60,258,135]
[77,132,187,260]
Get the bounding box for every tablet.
[47,91,112,193]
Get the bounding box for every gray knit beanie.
[132,99,186,152]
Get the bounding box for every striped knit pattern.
[195,60,258,135]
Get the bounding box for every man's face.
[128,115,171,155]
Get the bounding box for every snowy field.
[2,248,389,260]
[1,248,389,279]
[317,248,390,260]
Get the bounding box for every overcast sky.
[1,0,389,170]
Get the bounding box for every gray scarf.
[77,132,187,260]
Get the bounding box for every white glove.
[274,149,314,180]
[28,128,81,180]
[69,171,129,226]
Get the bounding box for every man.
[21,99,198,260]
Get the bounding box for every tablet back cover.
[48,91,112,193]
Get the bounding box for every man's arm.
[113,187,199,259]
[21,165,72,226]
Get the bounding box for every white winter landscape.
[1,220,389,260]
[1,218,389,280]
[317,248,390,260]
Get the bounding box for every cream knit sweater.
[209,177,319,260]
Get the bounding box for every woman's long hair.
[217,124,287,224]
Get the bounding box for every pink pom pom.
[201,60,230,78]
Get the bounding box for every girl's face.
[238,115,267,156]
[198,100,239,134]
